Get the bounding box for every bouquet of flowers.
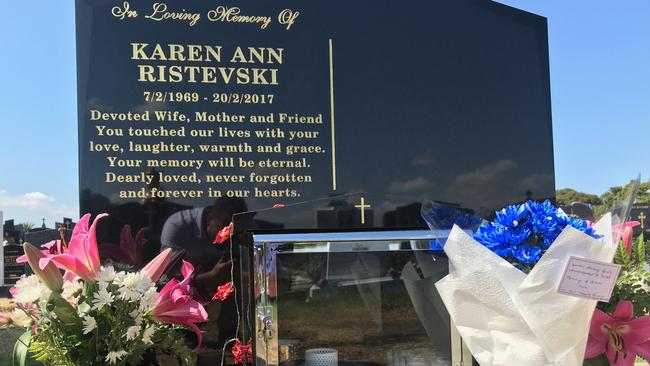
[584,223,650,365]
[423,200,616,366]
[8,214,208,366]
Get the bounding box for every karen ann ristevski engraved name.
[131,43,282,85]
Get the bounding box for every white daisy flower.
[142,324,156,345]
[126,325,140,341]
[117,272,152,301]
[62,280,83,304]
[91,284,115,311]
[12,308,32,327]
[114,271,127,283]
[95,266,117,283]
[105,350,127,364]
[82,315,97,334]
[14,275,51,304]
[139,287,159,311]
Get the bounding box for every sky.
[0,0,648,226]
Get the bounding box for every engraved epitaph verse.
[82,2,336,209]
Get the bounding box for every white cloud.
[0,190,78,227]
[389,177,434,194]
[443,160,554,217]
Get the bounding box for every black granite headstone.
[630,204,650,238]
[3,244,25,285]
[76,1,555,364]
[76,0,555,238]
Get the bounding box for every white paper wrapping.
[436,214,615,366]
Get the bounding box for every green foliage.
[614,242,632,268]
[556,188,602,206]
[12,332,40,366]
[18,223,35,232]
[13,331,30,366]
[603,233,650,316]
[594,179,650,217]
[583,355,610,366]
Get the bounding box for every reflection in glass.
[254,233,456,366]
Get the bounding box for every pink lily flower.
[142,248,173,282]
[16,239,63,264]
[99,225,150,266]
[150,260,208,349]
[586,300,650,365]
[39,213,108,281]
[621,221,641,256]
[17,239,80,281]
[21,243,63,291]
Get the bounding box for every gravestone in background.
[76,0,555,239]
[0,210,3,286]
[3,244,24,286]
[631,204,650,238]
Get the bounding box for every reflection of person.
[160,197,248,299]
[160,198,249,360]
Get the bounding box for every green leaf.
[583,355,610,366]
[13,331,30,366]
[47,292,82,331]
[634,234,646,265]
[615,242,632,268]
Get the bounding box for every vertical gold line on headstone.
[329,38,337,191]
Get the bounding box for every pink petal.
[41,240,59,250]
[623,227,634,256]
[63,272,78,282]
[625,315,650,344]
[135,228,150,250]
[626,340,650,361]
[590,309,612,341]
[614,301,634,321]
[157,278,181,302]
[183,322,204,351]
[625,221,641,228]
[71,214,91,242]
[613,353,636,366]
[66,235,88,266]
[142,248,172,282]
[152,297,208,323]
[87,213,108,273]
[604,346,626,366]
[46,254,96,281]
[179,260,195,288]
[120,225,135,253]
[586,310,610,358]
[19,249,50,263]
[585,335,607,359]
[24,243,63,291]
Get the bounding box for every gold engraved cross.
[355,197,371,224]
[639,212,646,229]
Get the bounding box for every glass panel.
[273,242,451,366]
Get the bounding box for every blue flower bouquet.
[422,200,617,366]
